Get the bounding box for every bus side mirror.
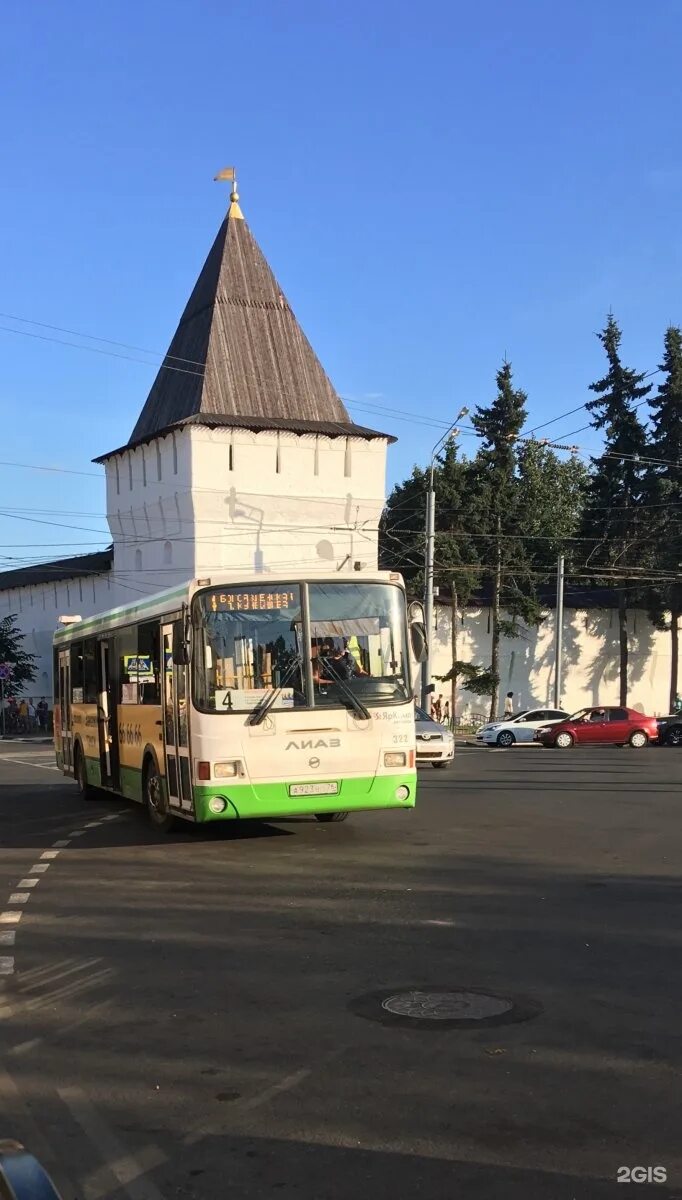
[173,620,190,666]
[408,601,428,664]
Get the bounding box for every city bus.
[53,572,426,831]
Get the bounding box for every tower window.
[128,455,133,491]
[135,549,143,571]
[115,461,120,495]
[156,442,162,481]
[172,432,178,475]
[163,541,173,565]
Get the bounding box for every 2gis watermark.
[617,1166,667,1184]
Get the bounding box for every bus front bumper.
[193,773,416,822]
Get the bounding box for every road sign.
[0,662,13,681]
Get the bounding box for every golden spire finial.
[214,166,243,220]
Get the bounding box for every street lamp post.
[422,407,469,706]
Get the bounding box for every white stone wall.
[429,602,677,721]
[1,572,113,704]
[104,426,388,601]
[1,424,390,701]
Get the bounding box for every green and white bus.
[54,571,426,831]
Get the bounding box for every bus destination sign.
[209,590,297,613]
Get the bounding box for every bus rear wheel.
[144,760,176,833]
[315,812,349,823]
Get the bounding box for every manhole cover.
[381,990,513,1021]
[348,985,541,1029]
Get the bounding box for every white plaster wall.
[428,603,676,720]
[103,427,387,604]
[188,428,387,579]
[2,572,112,704]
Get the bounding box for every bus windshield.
[192,581,410,713]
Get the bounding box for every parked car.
[656,715,682,746]
[535,706,658,748]
[476,708,570,747]
[415,706,455,767]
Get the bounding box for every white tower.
[95,179,393,601]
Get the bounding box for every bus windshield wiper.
[248,655,304,726]
[320,664,371,721]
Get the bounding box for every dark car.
[535,706,659,749]
[656,715,682,746]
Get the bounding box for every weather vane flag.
[214,166,242,218]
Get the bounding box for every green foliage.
[0,614,37,697]
[643,326,682,708]
[436,661,498,697]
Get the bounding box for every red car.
[535,706,658,749]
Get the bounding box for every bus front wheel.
[144,760,176,833]
[315,812,349,823]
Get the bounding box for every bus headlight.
[384,751,407,767]
[208,796,228,814]
[214,761,242,778]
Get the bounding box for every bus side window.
[83,639,98,703]
[70,641,84,704]
[138,621,161,705]
[117,627,139,705]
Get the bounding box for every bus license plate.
[289,782,339,797]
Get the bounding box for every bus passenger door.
[58,650,72,773]
[97,640,119,790]
[162,622,192,813]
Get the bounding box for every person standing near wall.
[504,691,514,717]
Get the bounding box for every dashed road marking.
[0,931,16,945]
[29,863,50,873]
[0,957,15,975]
[17,878,39,888]
[40,850,60,860]
[53,839,71,848]
[8,893,30,904]
[0,911,22,925]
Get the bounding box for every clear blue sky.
[2,0,681,566]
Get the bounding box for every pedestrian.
[37,698,49,731]
[18,697,28,733]
[503,691,514,718]
[27,699,36,733]
[443,699,450,728]
[434,694,443,722]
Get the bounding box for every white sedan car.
[476,708,570,747]
[415,706,455,767]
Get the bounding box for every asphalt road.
[1,739,681,1200]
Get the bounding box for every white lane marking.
[60,1086,167,1200]
[100,813,120,821]
[28,863,50,873]
[17,878,39,889]
[0,930,16,945]
[0,957,14,975]
[20,957,104,990]
[8,893,30,904]
[40,850,60,859]
[237,1065,313,1113]
[84,821,101,828]
[52,839,71,848]
[0,757,61,771]
[69,830,87,837]
[9,997,114,1058]
[0,911,22,925]
[25,967,115,1011]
